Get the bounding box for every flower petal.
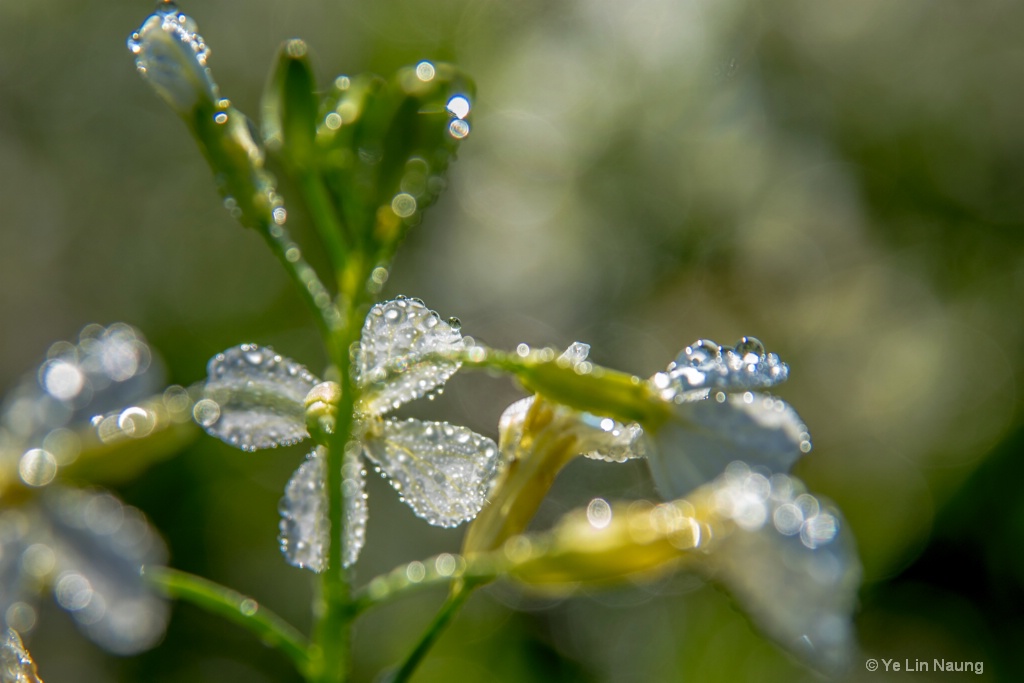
[41,487,169,655]
[363,418,499,528]
[200,345,320,452]
[279,446,368,571]
[647,393,810,499]
[653,337,789,401]
[695,465,860,674]
[355,298,464,417]
[0,628,43,683]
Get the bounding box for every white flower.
[198,297,500,570]
[0,324,170,655]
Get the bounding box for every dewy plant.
[0,3,861,681]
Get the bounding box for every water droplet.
[448,119,470,139]
[19,448,58,487]
[391,193,417,218]
[446,95,471,120]
[192,398,221,427]
[734,336,766,363]
[272,206,287,225]
[415,61,436,82]
[239,598,258,616]
[586,498,613,529]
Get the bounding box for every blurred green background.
[2,0,1023,680]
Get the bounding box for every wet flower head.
[198,297,501,570]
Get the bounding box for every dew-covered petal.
[40,487,169,656]
[0,628,43,683]
[355,298,464,417]
[126,6,218,115]
[200,345,320,452]
[653,337,789,401]
[648,393,810,499]
[697,466,860,674]
[278,446,368,571]
[363,418,499,528]
[279,448,328,572]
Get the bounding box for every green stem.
[351,554,501,616]
[308,304,364,683]
[297,170,351,277]
[257,220,341,338]
[147,566,311,674]
[389,582,475,683]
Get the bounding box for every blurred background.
[2,0,1023,680]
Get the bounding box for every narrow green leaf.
[262,39,319,165]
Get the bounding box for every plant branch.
[388,582,475,683]
[256,219,341,339]
[147,566,311,674]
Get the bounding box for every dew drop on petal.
[658,337,789,399]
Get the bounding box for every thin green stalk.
[389,583,475,683]
[308,303,364,683]
[257,220,341,338]
[350,555,502,616]
[147,566,311,673]
[297,169,351,275]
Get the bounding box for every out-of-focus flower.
[470,337,858,673]
[503,463,860,675]
[0,325,174,655]
[196,297,500,570]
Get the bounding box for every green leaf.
[315,62,476,267]
[261,40,319,166]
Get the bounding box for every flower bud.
[128,5,218,116]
